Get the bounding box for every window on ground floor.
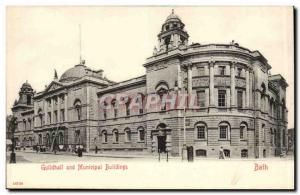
[138,127,145,142]
[196,149,207,157]
[224,149,230,157]
[241,149,248,158]
[219,122,230,140]
[195,122,207,140]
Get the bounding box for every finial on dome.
[172,9,174,14]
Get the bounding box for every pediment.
[45,81,64,93]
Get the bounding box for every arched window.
[125,128,131,142]
[112,129,119,143]
[156,81,169,111]
[111,99,118,118]
[137,127,145,142]
[219,122,231,140]
[240,122,248,140]
[74,99,82,120]
[241,149,248,158]
[224,149,230,157]
[38,134,43,145]
[103,101,108,119]
[195,122,207,140]
[101,130,107,143]
[58,132,64,145]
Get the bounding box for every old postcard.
[6,6,294,189]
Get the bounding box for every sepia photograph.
[5,6,295,189]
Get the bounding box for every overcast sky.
[6,6,294,128]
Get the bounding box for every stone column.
[57,96,60,123]
[187,64,192,95]
[51,97,54,124]
[44,99,48,125]
[245,68,250,107]
[230,62,236,107]
[64,93,68,121]
[209,61,215,107]
[151,135,157,153]
[187,64,193,106]
[249,72,253,108]
[166,133,172,153]
[34,104,37,128]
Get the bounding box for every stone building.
[10,10,288,158]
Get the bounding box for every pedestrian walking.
[219,147,225,159]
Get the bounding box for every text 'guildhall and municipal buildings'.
[11,11,288,158]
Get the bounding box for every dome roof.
[22,81,32,89]
[59,64,87,82]
[165,9,182,22]
[59,64,104,83]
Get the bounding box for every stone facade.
[10,11,288,158]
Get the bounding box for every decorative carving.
[48,83,61,92]
[215,77,231,87]
[192,77,209,87]
[235,78,246,88]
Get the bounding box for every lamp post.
[9,116,17,163]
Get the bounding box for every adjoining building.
[10,10,288,158]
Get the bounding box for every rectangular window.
[60,109,65,122]
[219,66,225,75]
[197,126,205,139]
[48,112,51,124]
[218,90,226,107]
[220,125,227,139]
[197,91,206,107]
[196,149,207,157]
[139,130,145,141]
[240,126,245,139]
[237,91,243,108]
[54,111,57,123]
[237,68,242,77]
[47,99,51,107]
[197,67,205,76]
[126,131,131,142]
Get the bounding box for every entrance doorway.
[157,136,166,153]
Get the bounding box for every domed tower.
[156,9,189,53]
[17,81,34,105]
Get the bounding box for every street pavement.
[6,150,294,164]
